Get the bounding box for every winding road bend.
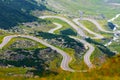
[74,17,120,34]
[82,18,114,33]
[39,16,95,69]
[108,14,120,22]
[39,16,87,38]
[73,18,104,39]
[0,35,75,72]
[70,36,95,69]
[48,22,63,33]
[48,22,95,70]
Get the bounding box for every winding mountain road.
[73,18,104,39]
[40,16,87,38]
[0,35,75,72]
[105,14,120,46]
[1,14,117,72]
[74,17,120,34]
[73,17,120,47]
[0,15,95,72]
[48,22,63,33]
[82,18,113,33]
[49,22,95,69]
[70,36,95,69]
[39,16,95,69]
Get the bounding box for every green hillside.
[45,0,120,17]
[0,0,47,29]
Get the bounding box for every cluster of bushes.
[36,32,84,49]
[60,28,77,36]
[0,48,61,72]
[107,22,115,30]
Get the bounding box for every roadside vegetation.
[86,38,115,57]
[0,54,120,80]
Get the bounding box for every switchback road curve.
[0,35,75,72]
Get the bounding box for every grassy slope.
[18,23,55,34]
[109,39,120,52]
[0,67,30,80]
[46,0,120,18]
